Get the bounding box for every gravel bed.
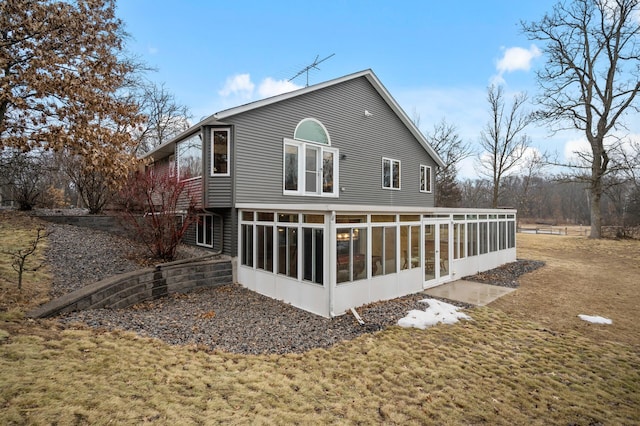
[463,259,545,288]
[45,223,141,298]
[58,284,453,355]
[45,220,543,355]
[45,222,211,299]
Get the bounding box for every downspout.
[328,210,337,317]
[200,125,208,208]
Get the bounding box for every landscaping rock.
[46,222,543,355]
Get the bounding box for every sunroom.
[237,205,517,318]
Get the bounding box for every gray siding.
[203,126,233,208]
[184,211,226,253]
[230,76,438,207]
[206,208,233,256]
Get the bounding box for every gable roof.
[144,69,445,168]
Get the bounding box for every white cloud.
[563,137,591,163]
[472,144,546,180]
[497,45,541,73]
[218,73,255,99]
[491,44,542,85]
[218,74,302,102]
[148,46,159,55]
[258,78,302,98]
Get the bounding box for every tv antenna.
[288,53,335,87]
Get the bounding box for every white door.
[305,146,319,194]
[423,221,451,288]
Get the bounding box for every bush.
[117,170,198,261]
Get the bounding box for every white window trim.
[210,128,231,177]
[283,138,339,198]
[196,214,214,248]
[420,165,432,193]
[382,157,401,190]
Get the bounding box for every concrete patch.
[423,280,516,306]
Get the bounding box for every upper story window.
[284,118,338,197]
[420,165,432,193]
[176,132,202,181]
[211,129,230,176]
[294,118,330,145]
[382,157,400,190]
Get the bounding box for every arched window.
[284,118,338,197]
[294,118,330,145]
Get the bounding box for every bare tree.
[522,0,640,238]
[424,118,473,207]
[0,0,144,191]
[478,85,533,207]
[1,226,50,290]
[61,152,113,214]
[501,151,546,219]
[459,178,493,208]
[132,82,192,155]
[0,150,50,210]
[619,138,640,193]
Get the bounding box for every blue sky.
[115,0,592,178]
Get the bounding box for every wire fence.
[518,225,640,239]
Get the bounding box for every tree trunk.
[492,178,499,208]
[589,161,603,238]
[589,189,602,238]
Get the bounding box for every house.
[144,69,516,317]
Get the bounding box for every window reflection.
[177,133,202,180]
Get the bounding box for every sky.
[114,0,635,179]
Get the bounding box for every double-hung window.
[382,158,400,190]
[283,118,338,197]
[420,165,432,193]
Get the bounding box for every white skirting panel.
[451,248,517,279]
[237,266,329,317]
[333,268,423,316]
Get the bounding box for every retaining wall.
[37,214,129,236]
[28,256,232,318]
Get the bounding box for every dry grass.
[1,310,638,425]
[0,212,51,315]
[1,212,639,425]
[493,233,640,348]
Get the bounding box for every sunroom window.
[283,118,338,197]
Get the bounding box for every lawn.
[1,213,639,425]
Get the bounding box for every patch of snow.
[578,314,612,325]
[397,299,472,330]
